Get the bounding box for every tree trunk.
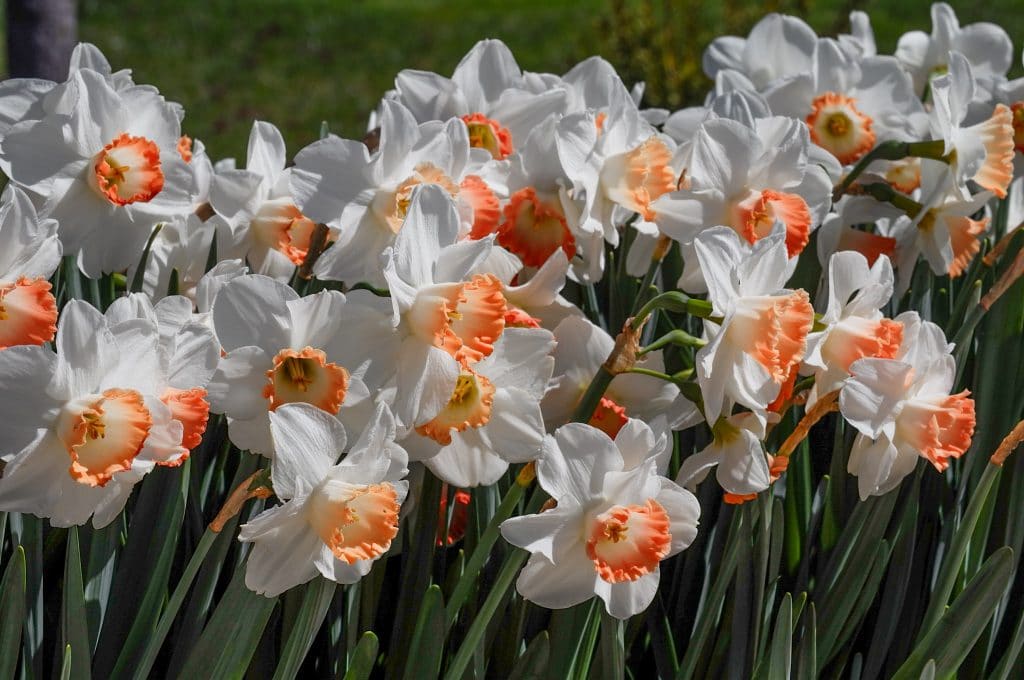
[6,0,77,81]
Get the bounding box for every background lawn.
[1,0,1021,161]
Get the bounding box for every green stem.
[639,329,706,355]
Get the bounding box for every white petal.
[269,403,346,499]
[212,274,296,354]
[240,501,321,597]
[206,346,273,420]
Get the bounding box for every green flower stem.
[639,329,707,356]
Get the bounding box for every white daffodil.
[240,402,409,597]
[402,327,554,488]
[126,213,220,302]
[389,39,567,159]
[0,301,187,527]
[381,185,511,429]
[896,3,1014,96]
[694,227,813,424]
[0,186,61,349]
[206,274,396,457]
[542,315,701,434]
[803,251,902,404]
[500,422,699,619]
[764,38,925,167]
[0,69,198,277]
[928,52,1014,200]
[839,315,974,499]
[654,116,831,292]
[556,92,678,252]
[292,100,506,286]
[104,293,220,452]
[209,121,318,280]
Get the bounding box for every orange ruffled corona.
[601,137,676,221]
[947,215,988,277]
[736,291,814,383]
[309,482,401,564]
[59,389,153,487]
[498,187,577,267]
[93,133,165,205]
[161,387,210,453]
[461,113,513,159]
[822,317,903,373]
[0,277,58,349]
[969,104,1014,199]
[461,175,501,240]
[806,92,876,165]
[588,396,628,438]
[416,370,495,445]
[263,347,349,414]
[252,202,318,266]
[836,228,897,266]
[898,391,976,472]
[586,499,672,583]
[734,189,812,257]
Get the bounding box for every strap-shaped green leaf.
[0,545,26,680]
[403,584,445,680]
[61,527,90,680]
[273,577,338,680]
[342,631,379,680]
[893,547,1015,679]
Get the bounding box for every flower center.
[308,481,401,564]
[497,187,577,268]
[57,389,152,487]
[252,198,318,266]
[0,277,58,349]
[415,370,496,444]
[885,158,921,193]
[600,136,676,221]
[733,189,812,257]
[806,92,875,165]
[586,499,672,583]
[461,113,513,159]
[263,347,349,414]
[588,397,628,438]
[92,133,165,205]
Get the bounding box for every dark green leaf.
[274,577,337,680]
[403,584,444,680]
[507,631,549,680]
[342,631,378,680]
[0,545,26,680]
[61,528,90,680]
[893,547,1015,679]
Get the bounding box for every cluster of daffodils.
[2,2,1019,619]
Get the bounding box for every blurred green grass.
[0,0,1020,161]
